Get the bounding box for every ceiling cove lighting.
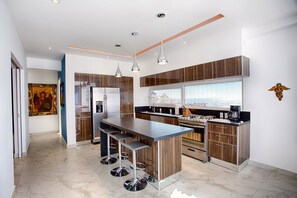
[115,62,122,78]
[157,13,168,65]
[131,32,140,72]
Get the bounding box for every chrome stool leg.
[100,132,117,165]
[122,140,149,192]
[111,138,130,177]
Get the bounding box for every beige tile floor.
[13,132,297,198]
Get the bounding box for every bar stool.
[99,127,120,165]
[121,141,150,192]
[109,133,132,177]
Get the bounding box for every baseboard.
[30,130,59,135]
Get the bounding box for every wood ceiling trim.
[135,13,224,57]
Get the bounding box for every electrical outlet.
[224,112,228,119]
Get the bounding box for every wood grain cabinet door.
[208,140,223,160]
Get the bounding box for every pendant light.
[157,13,168,65]
[131,32,140,72]
[115,62,122,78]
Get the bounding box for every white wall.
[0,1,27,197]
[27,68,59,133]
[65,54,138,146]
[27,57,61,71]
[243,21,297,173]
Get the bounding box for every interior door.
[11,65,22,158]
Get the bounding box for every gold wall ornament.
[268,83,290,101]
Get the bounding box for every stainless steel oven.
[179,115,215,162]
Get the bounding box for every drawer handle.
[187,148,195,152]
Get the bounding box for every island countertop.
[100,117,192,141]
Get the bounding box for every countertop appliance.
[178,114,215,162]
[228,105,241,121]
[90,87,120,144]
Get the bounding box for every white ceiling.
[4,0,297,62]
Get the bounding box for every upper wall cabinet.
[140,56,250,87]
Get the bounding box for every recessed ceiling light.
[183,41,187,44]
[52,0,60,4]
[49,47,52,50]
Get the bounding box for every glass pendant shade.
[131,57,140,72]
[157,42,168,65]
[115,63,122,78]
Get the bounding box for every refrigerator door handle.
[103,94,108,118]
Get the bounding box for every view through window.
[184,81,242,108]
[150,88,182,105]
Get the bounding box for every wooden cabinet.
[208,122,250,171]
[214,56,250,78]
[135,113,178,126]
[140,56,249,87]
[135,112,151,120]
[76,116,91,142]
[140,74,156,87]
[208,123,237,164]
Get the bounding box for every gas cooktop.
[178,114,216,125]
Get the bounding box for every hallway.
[13,133,297,198]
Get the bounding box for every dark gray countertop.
[101,117,193,141]
[208,118,250,126]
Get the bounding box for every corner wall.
[0,1,27,197]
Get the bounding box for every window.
[150,88,181,105]
[184,81,242,108]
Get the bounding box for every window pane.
[185,81,242,108]
[150,88,181,104]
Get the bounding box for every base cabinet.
[208,122,250,171]
[135,113,178,125]
[76,116,91,141]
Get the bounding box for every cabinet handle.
[187,148,195,152]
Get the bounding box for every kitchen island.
[100,117,193,190]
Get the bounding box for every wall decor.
[28,83,57,116]
[268,83,290,101]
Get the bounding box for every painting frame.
[28,83,57,116]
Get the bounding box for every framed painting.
[28,83,57,116]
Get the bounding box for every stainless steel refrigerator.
[90,87,120,144]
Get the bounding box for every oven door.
[179,123,205,150]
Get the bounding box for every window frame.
[149,77,244,110]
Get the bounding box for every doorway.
[11,59,22,158]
